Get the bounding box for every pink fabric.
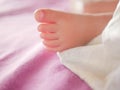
[0,0,92,90]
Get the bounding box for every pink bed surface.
[0,0,92,90]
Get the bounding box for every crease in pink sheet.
[0,0,92,90]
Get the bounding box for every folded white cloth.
[58,1,120,90]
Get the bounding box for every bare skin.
[83,0,118,13]
[34,9,112,52]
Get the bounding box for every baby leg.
[83,0,118,13]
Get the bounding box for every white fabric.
[58,1,120,90]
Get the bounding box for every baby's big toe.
[34,9,70,24]
[34,9,59,23]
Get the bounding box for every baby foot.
[34,9,104,52]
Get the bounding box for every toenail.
[34,9,45,21]
[39,10,45,21]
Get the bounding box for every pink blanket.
[0,0,92,90]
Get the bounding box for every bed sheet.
[0,0,91,90]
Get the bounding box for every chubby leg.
[83,0,118,13]
[34,9,112,52]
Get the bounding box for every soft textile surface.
[59,1,120,90]
[0,0,91,90]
